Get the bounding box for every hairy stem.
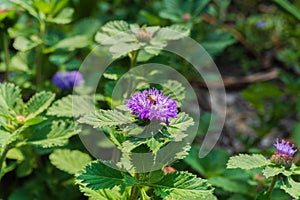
[129,50,139,69]
[266,175,278,197]
[2,31,10,82]
[129,173,140,200]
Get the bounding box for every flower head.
[271,138,297,168]
[127,88,178,125]
[52,70,83,90]
[274,138,297,157]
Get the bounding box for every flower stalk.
[266,175,278,197]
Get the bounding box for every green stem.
[35,21,46,87]
[266,175,278,197]
[0,144,11,178]
[2,31,10,82]
[129,173,140,200]
[129,50,139,69]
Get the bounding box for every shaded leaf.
[208,176,251,195]
[27,121,79,148]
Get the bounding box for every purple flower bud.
[127,88,178,125]
[271,138,297,168]
[255,20,266,28]
[52,71,83,90]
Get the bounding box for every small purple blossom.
[127,88,178,125]
[255,20,266,28]
[52,70,83,90]
[274,138,297,157]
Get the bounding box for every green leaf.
[73,18,101,36]
[155,25,190,41]
[109,42,140,59]
[54,35,91,50]
[208,176,251,195]
[27,120,79,148]
[47,95,94,118]
[0,83,22,116]
[10,0,39,19]
[49,149,92,175]
[24,117,47,126]
[201,30,236,57]
[78,109,134,128]
[167,112,194,136]
[76,161,126,190]
[101,20,130,35]
[273,0,300,22]
[280,177,300,199]
[13,36,39,52]
[241,82,282,113]
[0,130,11,151]
[10,52,29,71]
[162,80,185,107]
[25,91,55,120]
[227,154,270,170]
[263,166,286,178]
[46,7,74,24]
[52,0,70,16]
[79,186,127,200]
[292,122,300,147]
[184,147,229,177]
[153,171,214,199]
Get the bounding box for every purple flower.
[271,138,297,168]
[52,71,83,89]
[274,138,297,157]
[127,88,178,125]
[255,20,266,28]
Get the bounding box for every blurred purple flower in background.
[127,88,178,125]
[52,70,83,89]
[255,20,266,28]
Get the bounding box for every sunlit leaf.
[49,149,92,174]
[47,95,94,118]
[25,91,55,120]
[227,154,270,170]
[78,109,134,128]
[153,171,215,199]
